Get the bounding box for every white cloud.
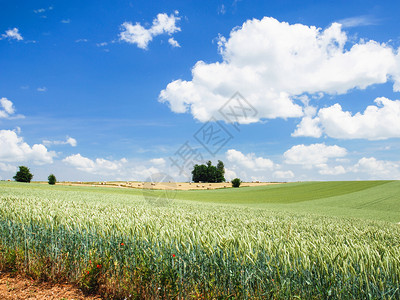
[337,15,378,28]
[224,149,280,181]
[292,105,322,138]
[37,87,47,92]
[224,168,237,181]
[96,42,108,47]
[273,170,295,179]
[63,154,127,175]
[318,164,347,175]
[0,162,16,172]
[63,154,163,180]
[75,39,88,43]
[150,158,166,166]
[168,37,180,48]
[226,149,275,171]
[0,97,15,118]
[34,6,52,14]
[159,17,400,123]
[0,97,24,119]
[352,157,400,179]
[66,137,77,147]
[34,8,46,13]
[61,19,71,24]
[218,4,226,15]
[119,12,181,49]
[284,143,347,167]
[0,130,56,165]
[292,116,322,138]
[1,28,23,41]
[294,97,400,140]
[43,136,77,147]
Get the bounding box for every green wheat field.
[0,180,399,298]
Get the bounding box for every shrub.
[48,174,56,185]
[13,166,33,183]
[231,178,241,188]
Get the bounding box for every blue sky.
[1,0,400,182]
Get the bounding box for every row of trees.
[12,164,239,187]
[13,166,56,185]
[192,160,225,183]
[192,161,242,188]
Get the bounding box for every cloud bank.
[159,17,400,123]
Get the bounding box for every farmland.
[0,181,399,298]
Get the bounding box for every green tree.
[192,161,225,183]
[192,164,208,182]
[48,174,56,185]
[13,166,33,183]
[217,160,225,182]
[231,178,241,188]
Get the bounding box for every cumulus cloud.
[63,154,164,180]
[0,130,56,165]
[292,116,322,138]
[224,149,282,181]
[43,136,77,147]
[292,105,322,138]
[351,157,400,179]
[37,87,47,92]
[318,164,347,175]
[284,143,347,167]
[150,158,166,166]
[226,149,275,171]
[0,97,15,118]
[273,170,295,179]
[224,168,237,181]
[119,12,181,49]
[1,28,23,41]
[0,97,24,120]
[63,154,127,175]
[294,97,400,140]
[159,17,400,123]
[168,37,180,48]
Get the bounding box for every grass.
[174,180,390,203]
[0,180,399,298]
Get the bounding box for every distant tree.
[13,166,33,183]
[216,160,225,182]
[205,161,217,183]
[48,174,56,185]
[231,178,241,188]
[192,161,225,183]
[192,164,208,182]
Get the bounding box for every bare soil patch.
[0,272,102,300]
